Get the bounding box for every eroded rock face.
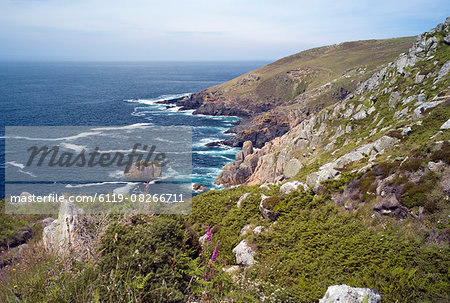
[216,141,258,186]
[319,284,381,303]
[373,194,408,219]
[43,200,94,261]
[232,240,256,267]
[306,136,400,190]
[283,158,303,178]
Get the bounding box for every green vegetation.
[1,24,449,303]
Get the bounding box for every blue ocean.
[0,61,266,198]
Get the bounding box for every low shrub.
[400,157,423,172]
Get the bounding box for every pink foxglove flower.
[211,241,219,262]
[206,226,212,243]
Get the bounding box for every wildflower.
[13,268,16,271]
[14,285,18,288]
[211,241,219,262]
[206,226,212,243]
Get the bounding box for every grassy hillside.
[197,37,415,112]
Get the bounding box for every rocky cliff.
[217,18,450,189]
[170,37,415,148]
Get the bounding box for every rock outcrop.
[232,240,256,266]
[43,200,95,261]
[279,181,308,195]
[306,135,399,190]
[216,141,258,186]
[124,160,162,180]
[319,284,381,303]
[259,195,279,221]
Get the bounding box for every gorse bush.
[97,215,198,303]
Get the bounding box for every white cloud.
[0,0,448,60]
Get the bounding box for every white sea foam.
[60,142,87,153]
[5,131,102,142]
[113,182,139,194]
[65,181,127,188]
[6,161,36,177]
[125,93,192,105]
[91,123,153,131]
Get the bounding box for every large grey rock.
[306,135,398,190]
[279,180,308,195]
[372,135,400,153]
[43,200,93,260]
[306,166,340,190]
[232,240,256,267]
[389,91,401,108]
[353,110,367,120]
[319,284,381,303]
[253,226,264,235]
[413,100,445,119]
[417,93,427,103]
[441,118,450,130]
[444,33,450,45]
[283,158,303,178]
[434,60,450,83]
[259,195,278,221]
[415,72,425,84]
[402,95,416,106]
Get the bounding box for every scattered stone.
[394,107,409,119]
[444,33,450,45]
[440,118,450,130]
[193,183,207,192]
[428,160,446,172]
[253,226,264,235]
[259,183,271,190]
[417,93,427,103]
[413,100,445,119]
[389,91,401,107]
[402,95,416,106]
[415,72,425,84]
[353,110,367,120]
[240,224,253,236]
[259,195,279,221]
[319,284,381,303]
[237,193,250,208]
[367,106,376,115]
[430,131,442,139]
[232,240,256,267]
[434,61,450,83]
[280,180,308,195]
[399,126,412,136]
[223,265,240,275]
[41,217,56,227]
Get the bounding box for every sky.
[0,0,448,61]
